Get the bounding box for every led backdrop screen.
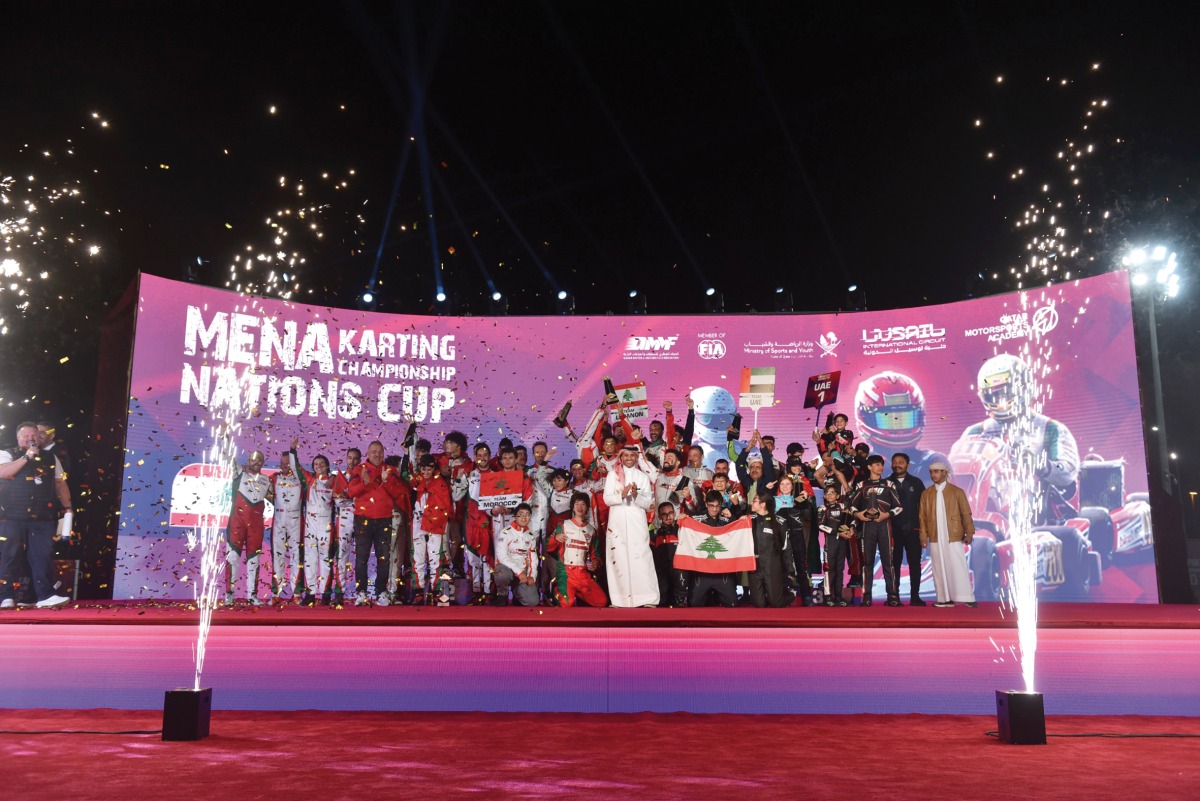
[114,272,1158,602]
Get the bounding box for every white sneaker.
[223,591,236,606]
[36,595,70,609]
[355,592,369,607]
[250,596,263,607]
[376,591,392,607]
[0,598,14,609]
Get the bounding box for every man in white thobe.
[604,445,660,607]
[918,461,977,607]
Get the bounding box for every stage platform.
[3,601,1198,716]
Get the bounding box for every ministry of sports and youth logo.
[818,331,841,357]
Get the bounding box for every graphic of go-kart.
[168,463,279,529]
[947,437,1152,601]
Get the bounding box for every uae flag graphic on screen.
[739,367,776,409]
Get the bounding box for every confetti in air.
[224,167,366,300]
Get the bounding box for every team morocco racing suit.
[270,467,304,599]
[411,471,454,604]
[331,469,358,599]
[226,468,270,601]
[550,518,608,607]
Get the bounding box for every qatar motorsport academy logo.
[964,301,1060,343]
[624,334,680,360]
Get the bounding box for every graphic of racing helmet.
[977,353,1029,420]
[854,371,926,449]
[691,385,737,431]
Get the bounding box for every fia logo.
[818,331,842,358]
[697,339,726,359]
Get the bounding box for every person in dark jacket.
[651,501,691,607]
[886,453,927,605]
[734,429,777,505]
[689,491,740,607]
[774,475,813,605]
[747,493,793,608]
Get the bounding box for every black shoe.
[823,599,835,607]
[886,599,902,607]
[910,597,927,607]
[965,602,979,608]
[861,598,872,607]
[835,600,849,607]
[301,594,317,607]
[552,401,573,428]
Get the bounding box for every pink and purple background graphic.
[114,272,1155,601]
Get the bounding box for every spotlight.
[489,291,508,316]
[357,290,377,311]
[627,290,647,315]
[846,285,868,311]
[705,287,716,297]
[556,291,575,315]
[436,291,447,303]
[705,290,725,313]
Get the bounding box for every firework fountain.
[975,63,1119,741]
[165,318,262,740]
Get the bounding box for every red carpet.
[4,599,1197,629]
[2,709,1197,800]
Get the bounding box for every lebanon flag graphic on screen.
[674,516,757,573]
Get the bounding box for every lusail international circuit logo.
[818,331,842,357]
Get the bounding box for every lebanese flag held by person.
[674,516,756,573]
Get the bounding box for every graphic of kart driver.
[690,385,746,473]
[854,371,948,485]
[956,353,1079,524]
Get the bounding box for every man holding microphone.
[0,422,73,609]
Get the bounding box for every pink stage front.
[4,602,1198,715]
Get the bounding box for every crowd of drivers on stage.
[219,386,954,611]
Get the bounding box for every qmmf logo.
[625,335,681,360]
[698,339,726,359]
[626,335,678,351]
[818,331,842,358]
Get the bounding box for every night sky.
[3,1,1199,514]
